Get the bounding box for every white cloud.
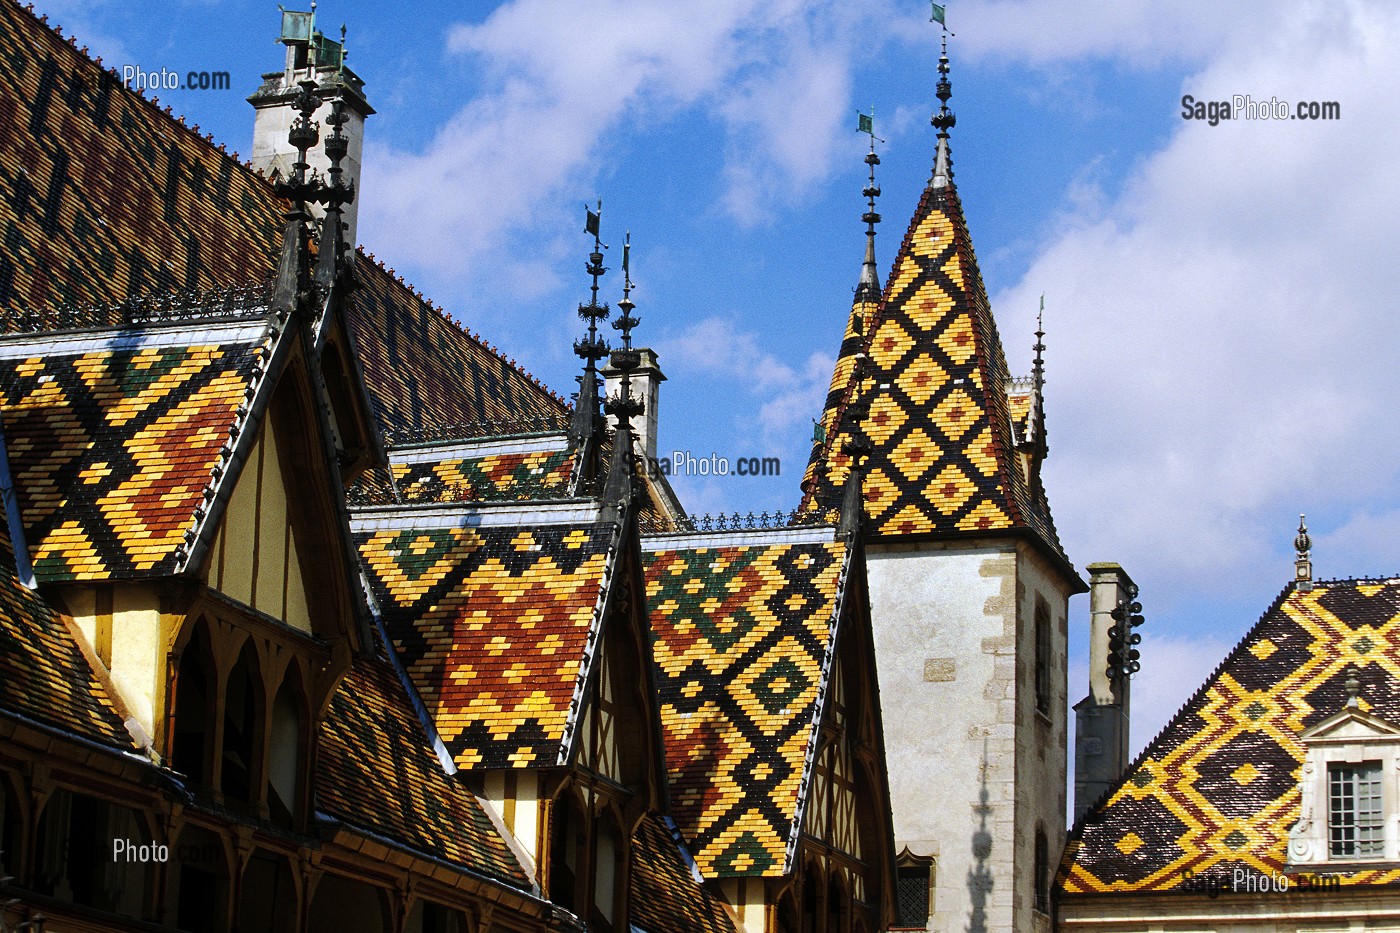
[358,0,905,280]
[989,0,1400,600]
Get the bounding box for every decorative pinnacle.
[1032,296,1046,391]
[1295,514,1314,590]
[1345,667,1361,708]
[275,80,322,210]
[607,232,644,423]
[857,113,882,303]
[931,32,955,188]
[573,199,610,371]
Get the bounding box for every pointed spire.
[1295,514,1314,591]
[1026,295,1047,453]
[931,32,956,189]
[856,111,883,303]
[569,200,610,479]
[602,232,645,524]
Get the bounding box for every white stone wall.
[1058,891,1400,931]
[867,539,1071,933]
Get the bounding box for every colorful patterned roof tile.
[0,0,561,436]
[0,316,275,582]
[317,652,530,887]
[1061,578,1400,896]
[643,529,846,877]
[801,168,1069,571]
[0,508,131,746]
[355,436,576,506]
[630,813,738,933]
[356,519,616,769]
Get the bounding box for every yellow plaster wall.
[208,422,313,633]
[719,878,766,933]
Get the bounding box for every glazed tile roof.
[801,171,1068,567]
[0,516,131,746]
[1061,578,1400,896]
[357,518,616,769]
[643,529,847,877]
[0,0,561,435]
[630,813,738,933]
[351,436,576,506]
[0,316,275,582]
[317,651,530,887]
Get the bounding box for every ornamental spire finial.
[568,201,610,460]
[1295,514,1314,591]
[931,26,956,189]
[856,108,883,303]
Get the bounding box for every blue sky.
[41,0,1400,753]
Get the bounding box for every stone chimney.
[602,348,665,464]
[248,8,373,245]
[1073,562,1138,821]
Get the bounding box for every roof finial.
[856,108,883,303]
[314,93,354,299]
[1025,294,1047,452]
[1295,514,1314,591]
[1345,667,1362,709]
[568,201,610,470]
[270,80,322,318]
[602,232,645,524]
[930,23,956,189]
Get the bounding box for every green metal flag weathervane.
[930,2,946,26]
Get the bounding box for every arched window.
[221,643,263,805]
[406,899,466,933]
[0,779,17,881]
[171,824,229,933]
[238,849,297,933]
[775,889,799,933]
[172,622,217,785]
[34,789,151,919]
[800,863,821,931]
[1033,826,1049,914]
[548,790,586,912]
[591,805,625,931]
[827,872,847,933]
[267,669,306,826]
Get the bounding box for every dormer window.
[1288,672,1400,867]
[1329,761,1384,858]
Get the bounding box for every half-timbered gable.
[643,524,897,933]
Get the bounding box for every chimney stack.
[248,8,373,245]
[603,348,665,465]
[1073,562,1139,821]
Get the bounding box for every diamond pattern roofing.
[1061,578,1400,895]
[802,176,1067,566]
[357,519,615,769]
[644,532,846,877]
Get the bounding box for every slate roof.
[801,169,1069,569]
[643,528,848,877]
[630,813,738,933]
[0,311,276,582]
[0,0,562,436]
[0,515,131,746]
[356,516,616,769]
[1061,578,1400,896]
[316,650,531,887]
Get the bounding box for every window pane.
[895,865,930,928]
[1330,762,1384,858]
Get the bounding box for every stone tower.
[248,6,372,245]
[801,44,1085,933]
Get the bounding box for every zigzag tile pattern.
[0,0,561,435]
[357,522,612,769]
[318,651,530,886]
[1061,579,1400,895]
[0,325,271,581]
[644,537,843,877]
[802,180,1065,561]
[0,522,131,745]
[391,448,575,504]
[630,812,738,933]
